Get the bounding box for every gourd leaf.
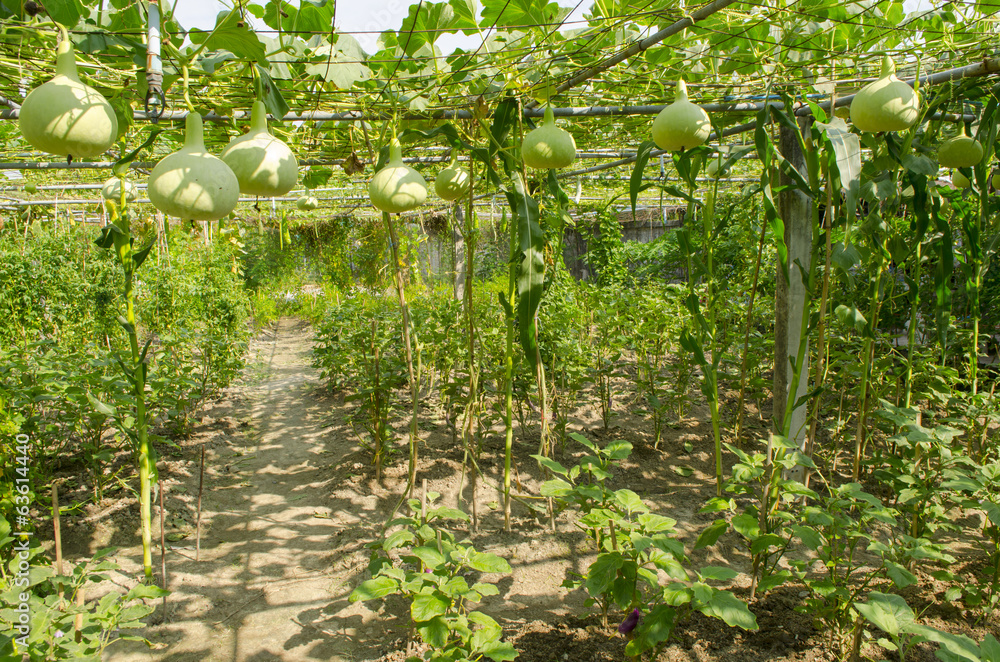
[189,11,268,65]
[507,173,544,368]
[254,66,290,121]
[46,0,85,29]
[630,140,657,217]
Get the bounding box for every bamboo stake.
[52,483,64,600]
[159,480,167,621]
[196,444,205,562]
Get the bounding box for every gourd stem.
[250,100,269,132]
[543,105,555,126]
[184,113,206,151]
[54,32,79,80]
[676,79,689,102]
[388,136,403,164]
[181,64,194,113]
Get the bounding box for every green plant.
[349,494,517,662]
[0,521,167,661]
[540,433,758,658]
[787,483,916,657]
[854,591,985,662]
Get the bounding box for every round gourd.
[221,100,298,197]
[24,183,37,194]
[101,177,138,203]
[937,127,983,168]
[850,57,920,133]
[296,195,318,211]
[953,170,971,188]
[521,105,576,169]
[19,38,118,160]
[435,153,471,201]
[991,172,1000,190]
[652,80,711,152]
[369,137,427,213]
[148,113,239,221]
[706,155,726,179]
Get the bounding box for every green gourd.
[369,137,427,213]
[651,80,710,152]
[296,195,319,211]
[434,153,471,201]
[850,57,920,133]
[937,127,983,168]
[521,105,577,169]
[148,114,240,221]
[19,38,118,160]
[221,101,298,197]
[953,170,971,189]
[101,177,138,203]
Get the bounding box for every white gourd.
[651,80,711,152]
[221,101,298,197]
[850,57,920,133]
[148,114,240,221]
[19,38,118,160]
[521,106,576,169]
[369,137,427,213]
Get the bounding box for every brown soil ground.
[46,317,996,661]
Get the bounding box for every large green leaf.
[699,590,758,630]
[507,173,544,368]
[189,11,268,65]
[854,591,914,638]
[411,592,449,622]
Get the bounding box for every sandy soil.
[45,317,996,662]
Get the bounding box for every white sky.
[173,0,931,55]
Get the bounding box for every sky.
[174,0,931,55]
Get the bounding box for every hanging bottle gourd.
[953,170,971,188]
[296,194,319,211]
[19,29,118,160]
[101,177,139,202]
[937,126,983,168]
[850,56,920,133]
[435,152,471,201]
[651,79,710,152]
[148,113,240,220]
[369,136,427,213]
[221,100,298,197]
[521,105,576,169]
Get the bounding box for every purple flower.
[618,608,641,635]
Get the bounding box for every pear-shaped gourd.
[652,80,711,152]
[850,57,920,133]
[706,154,727,179]
[221,101,298,197]
[522,106,577,169]
[369,138,427,213]
[435,153,471,201]
[19,38,118,160]
[148,113,240,221]
[953,170,971,188]
[938,127,983,168]
[296,195,318,211]
[101,177,138,202]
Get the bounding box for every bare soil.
[48,318,996,661]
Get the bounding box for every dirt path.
[107,318,379,662]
